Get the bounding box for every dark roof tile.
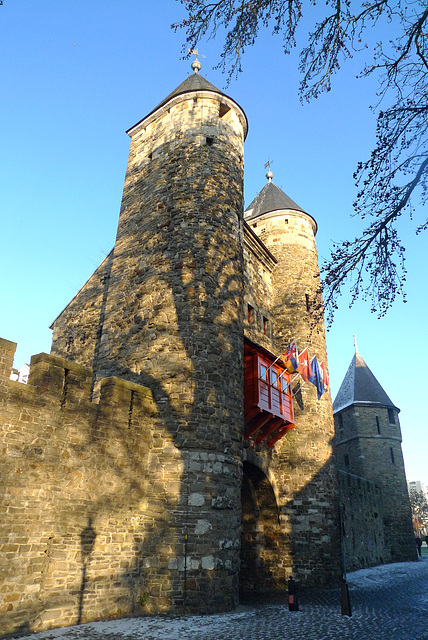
[333,352,398,413]
[244,181,313,223]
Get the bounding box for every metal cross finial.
[189,48,205,73]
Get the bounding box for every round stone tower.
[93,62,248,612]
[333,344,416,563]
[244,173,341,585]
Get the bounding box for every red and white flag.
[297,347,311,382]
[320,361,329,391]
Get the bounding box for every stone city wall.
[0,340,189,636]
[338,471,389,571]
[335,404,416,564]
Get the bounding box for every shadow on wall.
[78,517,97,625]
[239,446,341,600]
[1,141,246,635]
[1,136,341,634]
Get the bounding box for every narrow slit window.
[388,408,395,425]
[344,454,350,469]
[247,304,255,324]
[376,416,380,434]
[263,317,270,334]
[390,447,395,464]
[305,294,311,312]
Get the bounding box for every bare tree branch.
[174,1,428,324]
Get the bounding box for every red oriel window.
[244,341,295,447]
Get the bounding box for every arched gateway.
[240,461,282,595]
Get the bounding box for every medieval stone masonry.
[0,64,414,636]
[333,348,416,571]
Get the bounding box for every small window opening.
[388,408,395,425]
[263,317,270,335]
[338,413,344,431]
[252,222,257,228]
[305,294,311,312]
[247,304,255,324]
[390,447,395,464]
[344,454,350,469]
[219,103,231,118]
[376,416,380,434]
[206,137,214,146]
[284,219,289,224]
[193,97,198,105]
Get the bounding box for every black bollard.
[340,578,352,616]
[287,576,299,611]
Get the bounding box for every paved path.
[7,558,428,640]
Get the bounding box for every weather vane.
[264,159,274,181]
[188,48,205,62]
[189,48,206,73]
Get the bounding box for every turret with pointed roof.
[244,176,317,231]
[333,340,416,565]
[243,168,339,584]
[333,349,398,413]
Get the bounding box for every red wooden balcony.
[244,340,295,447]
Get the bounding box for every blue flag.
[309,355,324,400]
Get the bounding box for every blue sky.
[1,1,426,488]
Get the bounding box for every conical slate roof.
[156,72,226,110]
[128,66,247,135]
[333,351,398,413]
[244,180,310,221]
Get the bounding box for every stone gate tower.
[51,60,248,612]
[1,62,343,635]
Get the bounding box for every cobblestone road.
[7,558,428,640]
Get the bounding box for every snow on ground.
[7,557,428,640]
[8,608,256,640]
[347,557,428,588]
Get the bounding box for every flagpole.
[267,340,297,372]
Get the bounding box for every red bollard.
[287,576,299,611]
